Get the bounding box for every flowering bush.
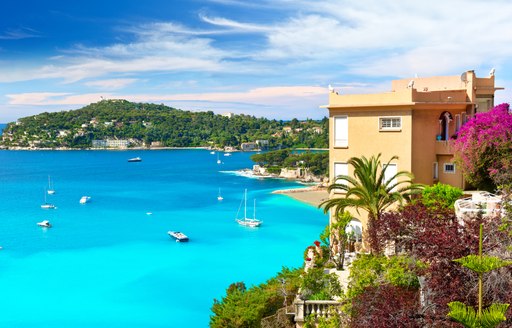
[452,103,512,190]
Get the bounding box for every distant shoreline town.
[0,99,328,151]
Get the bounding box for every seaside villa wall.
[325,70,502,248]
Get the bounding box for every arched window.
[439,111,453,141]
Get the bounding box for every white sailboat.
[47,175,55,195]
[217,188,223,201]
[235,189,262,227]
[41,189,56,209]
[216,153,221,164]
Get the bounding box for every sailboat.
[47,175,55,195]
[217,188,224,201]
[41,189,56,209]
[235,189,262,227]
[216,153,221,164]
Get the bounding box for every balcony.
[435,139,455,155]
[293,299,344,323]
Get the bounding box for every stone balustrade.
[293,299,343,323]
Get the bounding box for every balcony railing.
[293,299,344,323]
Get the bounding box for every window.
[383,163,397,191]
[333,162,349,189]
[433,162,439,180]
[334,116,348,147]
[444,163,456,174]
[379,117,401,131]
[455,114,461,133]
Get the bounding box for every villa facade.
[325,70,502,235]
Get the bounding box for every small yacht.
[210,151,215,155]
[217,188,223,201]
[47,175,56,195]
[235,189,262,228]
[41,189,56,209]
[37,220,52,228]
[168,231,189,242]
[79,196,91,204]
[128,157,142,162]
[224,152,232,157]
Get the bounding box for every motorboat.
[37,220,52,228]
[128,157,142,162]
[224,152,232,157]
[235,189,262,228]
[168,231,189,242]
[79,196,91,204]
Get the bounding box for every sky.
[1,0,512,122]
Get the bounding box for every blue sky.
[1,0,511,122]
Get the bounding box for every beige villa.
[325,70,503,236]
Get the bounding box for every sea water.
[0,148,327,327]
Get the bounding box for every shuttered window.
[334,116,348,147]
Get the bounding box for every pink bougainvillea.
[453,103,512,190]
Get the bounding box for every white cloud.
[0,27,40,40]
[2,0,512,122]
[4,86,328,119]
[199,14,272,32]
[84,78,138,90]
[6,92,71,105]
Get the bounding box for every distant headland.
[0,99,327,151]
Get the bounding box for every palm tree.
[320,154,423,254]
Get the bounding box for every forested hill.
[0,99,328,149]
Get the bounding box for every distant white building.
[222,112,234,118]
[106,139,129,148]
[92,139,130,148]
[255,140,269,150]
[240,142,258,151]
[92,140,107,148]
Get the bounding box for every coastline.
[0,146,213,151]
[228,168,330,207]
[272,186,330,208]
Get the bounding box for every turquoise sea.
[0,145,327,327]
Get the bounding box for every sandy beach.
[273,187,330,208]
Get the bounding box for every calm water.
[0,148,327,327]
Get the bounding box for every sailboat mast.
[244,189,247,219]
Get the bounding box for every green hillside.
[0,99,328,149]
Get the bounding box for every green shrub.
[346,254,422,299]
[301,267,342,300]
[421,183,463,210]
[210,267,302,328]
